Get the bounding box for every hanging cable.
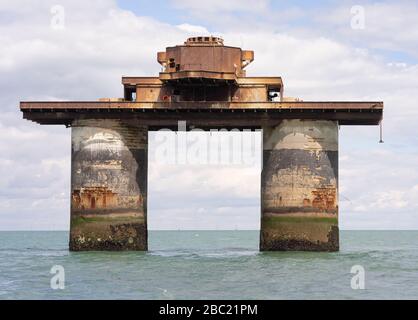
[379,120,384,143]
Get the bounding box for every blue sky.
[0,0,418,230]
[117,0,418,64]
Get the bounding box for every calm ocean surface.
[0,230,418,300]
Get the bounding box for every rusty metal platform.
[20,101,383,128]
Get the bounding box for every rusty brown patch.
[72,187,118,210]
[311,187,336,211]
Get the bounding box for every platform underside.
[21,101,383,128]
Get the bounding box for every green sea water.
[0,230,418,299]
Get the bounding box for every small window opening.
[268,86,281,102]
[169,58,175,68]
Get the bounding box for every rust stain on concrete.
[311,187,337,211]
[72,187,118,210]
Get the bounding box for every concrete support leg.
[261,120,339,251]
[69,120,148,251]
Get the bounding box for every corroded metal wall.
[261,120,339,251]
[70,120,148,251]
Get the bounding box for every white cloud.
[171,0,269,13]
[316,2,418,59]
[176,23,209,35]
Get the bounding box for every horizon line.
[1,229,418,232]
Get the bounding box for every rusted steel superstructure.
[20,37,383,251]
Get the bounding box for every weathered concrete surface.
[261,120,339,251]
[70,120,148,251]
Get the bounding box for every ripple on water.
[148,247,258,259]
[1,230,418,299]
